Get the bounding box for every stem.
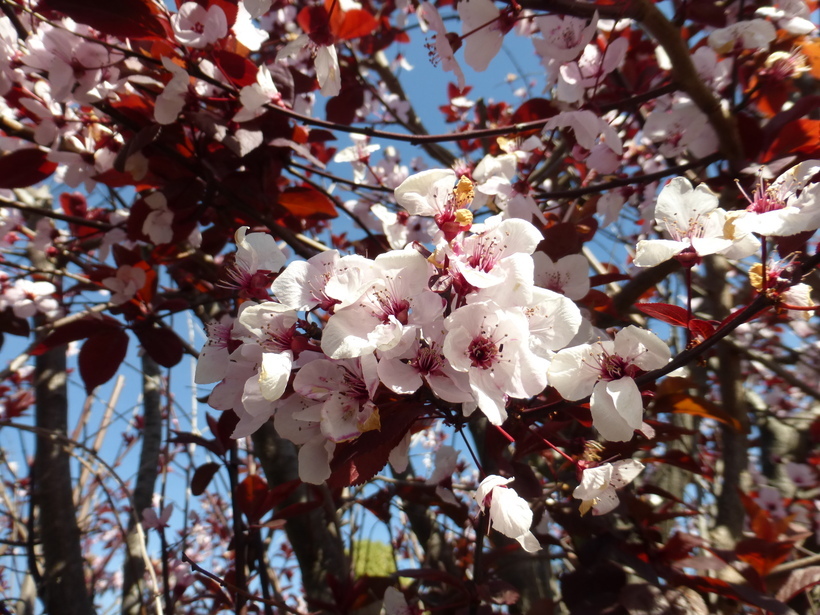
[685,264,693,345]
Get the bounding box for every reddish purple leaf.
[688,318,716,340]
[78,328,129,395]
[169,431,225,457]
[635,302,690,327]
[213,50,258,88]
[0,149,58,188]
[237,475,275,524]
[40,0,166,39]
[135,324,184,368]
[32,316,122,355]
[191,462,221,496]
[589,272,631,287]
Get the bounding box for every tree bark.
[33,344,95,615]
[252,422,347,605]
[704,257,750,541]
[121,354,164,615]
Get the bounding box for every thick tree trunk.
[121,354,164,615]
[33,345,95,615]
[704,257,750,541]
[252,422,347,604]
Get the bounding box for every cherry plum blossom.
[573,460,644,515]
[418,2,466,90]
[475,475,541,552]
[549,326,670,441]
[172,3,229,49]
[102,265,146,305]
[321,248,441,359]
[443,301,550,425]
[633,177,758,268]
[293,354,381,443]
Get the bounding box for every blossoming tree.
[0,0,819,613]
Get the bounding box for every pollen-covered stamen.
[763,50,807,82]
[219,261,272,300]
[468,334,499,369]
[468,234,503,272]
[739,177,785,215]
[205,320,232,349]
[411,343,445,376]
[368,287,410,325]
[309,272,340,312]
[663,215,706,243]
[262,322,296,353]
[342,369,369,402]
[590,348,641,381]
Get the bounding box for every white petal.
[590,378,642,441]
[633,239,685,267]
[259,352,292,401]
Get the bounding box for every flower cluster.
[196,170,676,529]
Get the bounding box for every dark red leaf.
[0,149,58,188]
[134,324,184,368]
[31,316,121,355]
[40,0,165,39]
[272,500,323,520]
[213,50,258,88]
[215,411,239,453]
[0,308,30,338]
[59,192,88,217]
[191,462,221,496]
[763,119,820,163]
[333,8,378,40]
[267,479,302,507]
[688,318,716,341]
[510,98,558,124]
[736,537,794,578]
[237,475,275,524]
[672,573,794,614]
[326,87,365,125]
[78,329,129,395]
[635,302,689,327]
[169,431,224,456]
[328,403,421,488]
[279,186,338,219]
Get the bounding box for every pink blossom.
[102,265,146,305]
[293,355,381,443]
[549,326,670,441]
[142,192,174,245]
[457,0,505,72]
[233,66,281,123]
[172,3,228,49]
[377,330,473,403]
[533,13,597,63]
[195,316,236,385]
[709,19,776,54]
[475,475,541,552]
[142,504,173,531]
[443,301,550,425]
[418,2,466,90]
[533,253,590,301]
[321,248,440,359]
[633,177,743,268]
[573,460,643,515]
[222,226,285,300]
[3,279,59,319]
[276,35,341,97]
